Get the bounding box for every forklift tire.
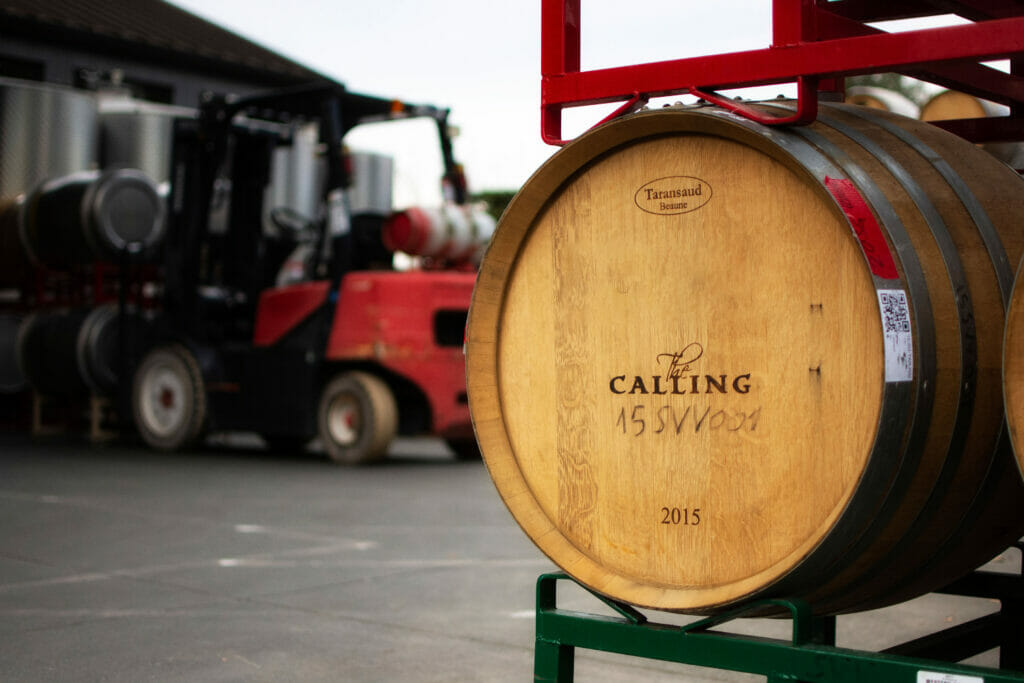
[132,344,207,451]
[318,371,397,465]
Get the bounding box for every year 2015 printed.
[661,507,701,526]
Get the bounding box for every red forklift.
[130,82,480,463]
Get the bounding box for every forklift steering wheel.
[270,206,315,240]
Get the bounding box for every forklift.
[131,82,480,463]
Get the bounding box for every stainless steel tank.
[266,122,322,230]
[347,151,394,215]
[99,95,195,185]
[0,78,99,198]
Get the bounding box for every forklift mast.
[162,81,464,341]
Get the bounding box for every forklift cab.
[131,82,476,461]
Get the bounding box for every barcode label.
[879,289,913,383]
[916,672,983,683]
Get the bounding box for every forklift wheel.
[318,371,397,465]
[132,344,207,451]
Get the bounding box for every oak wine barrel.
[845,85,920,118]
[20,168,165,269]
[920,90,1024,169]
[16,305,145,397]
[17,309,91,396]
[467,102,1024,615]
[75,304,147,396]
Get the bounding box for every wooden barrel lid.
[468,109,891,611]
[920,90,995,121]
[920,91,1023,167]
[845,86,920,118]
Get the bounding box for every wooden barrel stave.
[763,104,1022,612]
[754,106,953,610]
[833,106,1023,612]
[1006,257,1024,483]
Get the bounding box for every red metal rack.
[541,0,1024,144]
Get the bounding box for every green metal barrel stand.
[534,570,1024,682]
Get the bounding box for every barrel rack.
[531,0,1024,679]
[535,568,1024,682]
[541,0,1024,145]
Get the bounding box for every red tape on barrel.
[824,177,899,280]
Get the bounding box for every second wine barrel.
[16,305,145,397]
[920,90,1024,168]
[467,102,1024,614]
[17,309,91,396]
[20,167,165,269]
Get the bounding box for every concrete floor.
[0,433,1016,681]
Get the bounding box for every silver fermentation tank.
[0,77,100,198]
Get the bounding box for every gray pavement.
[0,433,1014,681]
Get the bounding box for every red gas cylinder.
[382,204,495,265]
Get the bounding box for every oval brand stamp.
[634,176,712,215]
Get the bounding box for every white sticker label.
[878,289,913,383]
[916,671,983,683]
[327,189,351,236]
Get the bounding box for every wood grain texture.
[920,90,990,121]
[811,107,1024,613]
[1004,257,1024,507]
